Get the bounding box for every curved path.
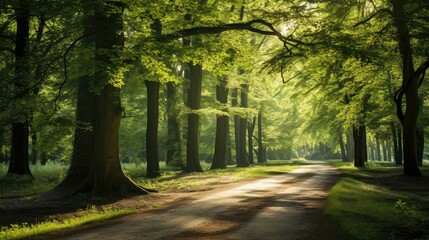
[57,163,350,240]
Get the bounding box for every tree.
[8,0,32,177]
[237,84,250,167]
[56,1,148,196]
[145,80,161,178]
[166,81,183,168]
[211,77,229,169]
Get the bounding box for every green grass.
[326,160,429,240]
[0,207,136,240]
[131,160,304,192]
[0,163,68,198]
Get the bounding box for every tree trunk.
[166,82,183,168]
[30,130,37,165]
[237,84,249,167]
[184,62,203,172]
[256,111,267,163]
[232,88,241,163]
[145,80,161,178]
[247,117,256,164]
[353,125,366,167]
[391,0,421,176]
[416,124,424,166]
[56,76,93,190]
[211,77,228,169]
[398,127,403,165]
[7,1,32,176]
[382,141,388,161]
[391,122,401,164]
[66,1,147,196]
[387,141,392,162]
[338,128,347,162]
[54,5,95,191]
[376,137,381,161]
[346,129,354,162]
[225,126,234,165]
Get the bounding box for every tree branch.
[394,60,429,124]
[353,8,392,27]
[159,19,313,47]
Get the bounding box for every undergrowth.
[326,160,429,240]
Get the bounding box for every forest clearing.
[1,0,429,239]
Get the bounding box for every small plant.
[393,200,428,239]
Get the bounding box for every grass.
[128,159,304,192]
[326,160,429,240]
[0,206,136,240]
[0,163,68,198]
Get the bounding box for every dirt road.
[57,163,350,240]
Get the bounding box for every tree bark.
[416,124,424,166]
[391,0,421,176]
[353,125,367,167]
[225,126,234,165]
[376,136,381,161]
[382,141,388,161]
[166,82,183,168]
[398,127,403,165]
[257,111,267,163]
[145,80,161,178]
[338,128,347,162]
[232,88,241,163]
[247,117,256,164]
[237,84,249,167]
[184,62,203,172]
[211,77,228,169]
[8,1,32,176]
[346,128,354,162]
[391,122,401,164]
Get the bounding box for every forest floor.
[9,162,351,240]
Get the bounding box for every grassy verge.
[0,207,136,240]
[326,161,429,240]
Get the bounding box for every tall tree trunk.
[184,62,203,172]
[166,82,183,168]
[247,117,256,164]
[237,84,249,167]
[256,111,267,163]
[416,124,424,166]
[225,126,234,165]
[145,80,160,178]
[391,122,401,164]
[353,125,366,167]
[232,88,241,163]
[55,5,95,191]
[391,0,421,176]
[376,137,381,161]
[8,1,32,176]
[346,128,354,162]
[144,18,162,178]
[382,141,388,161]
[211,77,228,169]
[398,127,403,165]
[30,130,37,165]
[338,128,347,162]
[66,1,147,196]
[387,141,392,162]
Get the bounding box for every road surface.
[57,163,350,240]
